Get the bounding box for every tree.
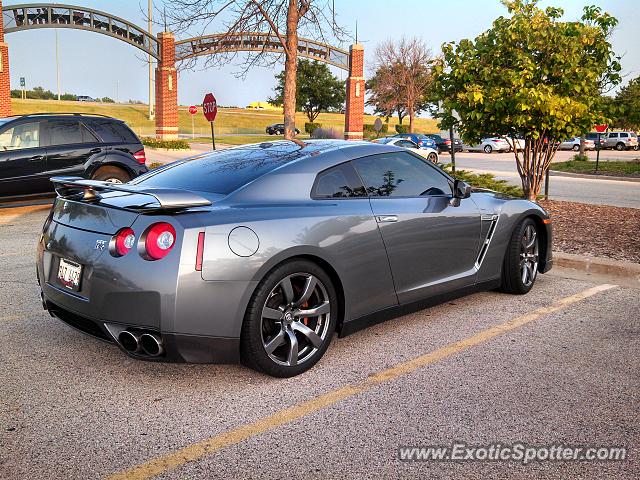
[270,59,345,122]
[612,76,640,131]
[366,63,407,124]
[432,0,621,200]
[372,38,433,133]
[165,0,345,140]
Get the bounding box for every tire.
[92,166,131,184]
[483,145,493,154]
[572,144,580,151]
[241,260,338,377]
[615,142,625,151]
[427,152,438,164]
[500,218,540,295]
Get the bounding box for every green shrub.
[572,154,588,162]
[304,122,322,134]
[363,124,389,138]
[395,124,410,134]
[440,164,523,197]
[141,137,190,150]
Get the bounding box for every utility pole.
[148,0,154,120]
[55,29,60,100]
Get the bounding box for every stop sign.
[188,105,198,115]
[202,93,218,122]
[594,124,608,133]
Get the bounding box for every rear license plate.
[57,258,82,291]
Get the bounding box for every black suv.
[0,113,148,199]
[425,134,463,154]
[265,123,301,135]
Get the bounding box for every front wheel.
[572,144,580,151]
[483,145,493,154]
[500,218,539,294]
[241,260,337,377]
[427,152,438,164]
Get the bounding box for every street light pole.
[55,29,60,100]
[148,0,154,120]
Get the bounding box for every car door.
[0,120,49,197]
[352,151,481,304]
[42,118,103,178]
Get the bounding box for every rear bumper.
[43,296,240,363]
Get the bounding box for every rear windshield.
[88,120,139,144]
[132,142,308,195]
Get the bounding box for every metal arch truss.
[176,32,350,71]
[2,3,160,59]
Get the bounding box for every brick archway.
[0,1,364,140]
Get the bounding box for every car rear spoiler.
[50,176,212,210]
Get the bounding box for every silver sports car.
[37,140,552,377]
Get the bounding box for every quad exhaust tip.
[118,330,164,357]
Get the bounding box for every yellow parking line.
[107,283,616,480]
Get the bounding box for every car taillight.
[418,141,424,146]
[133,149,146,164]
[142,222,176,260]
[445,139,451,145]
[195,232,205,271]
[112,228,136,257]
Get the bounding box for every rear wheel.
[92,166,131,184]
[615,142,625,151]
[483,145,493,154]
[241,260,337,377]
[572,144,580,151]
[500,218,539,294]
[427,152,438,164]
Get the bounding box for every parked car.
[76,96,96,102]
[585,132,606,149]
[392,133,437,150]
[504,137,526,151]
[602,131,638,151]
[372,136,439,163]
[0,113,148,199]
[424,134,463,153]
[266,123,301,135]
[39,140,552,377]
[557,137,596,151]
[464,137,511,154]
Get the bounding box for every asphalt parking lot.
[1,206,638,479]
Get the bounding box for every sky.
[4,0,639,109]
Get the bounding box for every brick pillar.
[0,0,12,118]
[344,44,364,141]
[155,32,178,139]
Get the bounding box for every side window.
[311,162,366,199]
[0,122,40,151]
[620,133,628,138]
[397,140,416,148]
[47,120,96,146]
[88,120,138,143]
[609,133,618,139]
[353,152,452,197]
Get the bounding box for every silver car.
[603,131,638,151]
[372,137,439,163]
[558,137,596,151]
[464,137,511,154]
[38,140,552,377]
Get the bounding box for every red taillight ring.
[142,222,176,260]
[112,228,136,257]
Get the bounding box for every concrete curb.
[549,170,640,183]
[553,251,640,281]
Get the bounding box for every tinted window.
[48,120,96,145]
[312,162,366,199]
[132,142,310,195]
[0,122,40,151]
[620,133,628,138]
[88,120,138,143]
[609,133,618,138]
[397,140,416,148]
[353,152,451,197]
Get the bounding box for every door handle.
[29,155,44,162]
[376,215,398,223]
[89,148,102,154]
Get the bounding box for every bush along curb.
[549,170,640,183]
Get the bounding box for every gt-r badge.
[95,240,107,251]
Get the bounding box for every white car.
[464,137,511,154]
[372,137,439,163]
[505,137,525,151]
[558,137,595,151]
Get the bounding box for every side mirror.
[450,179,471,207]
[453,179,472,199]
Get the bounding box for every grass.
[552,159,640,177]
[11,99,440,137]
